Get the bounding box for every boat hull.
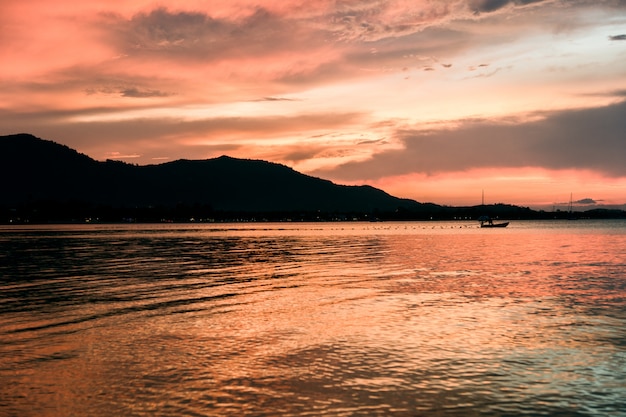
[481,222,509,228]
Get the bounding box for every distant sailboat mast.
[569,193,573,214]
[568,193,578,220]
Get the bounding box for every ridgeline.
[1,134,624,223]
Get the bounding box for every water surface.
[1,221,625,416]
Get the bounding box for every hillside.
[4,134,623,223]
[1,133,425,221]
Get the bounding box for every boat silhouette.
[478,215,509,228]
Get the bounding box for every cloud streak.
[0,106,368,162]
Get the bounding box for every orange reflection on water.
[1,222,625,416]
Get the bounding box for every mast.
[569,193,573,213]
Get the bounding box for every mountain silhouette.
[4,134,622,223]
[1,133,428,221]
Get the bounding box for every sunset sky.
[1,0,625,209]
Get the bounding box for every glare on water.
[1,221,625,416]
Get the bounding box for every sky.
[1,0,626,210]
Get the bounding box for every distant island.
[1,133,625,223]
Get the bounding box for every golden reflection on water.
[1,221,625,416]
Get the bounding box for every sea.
[1,220,625,417]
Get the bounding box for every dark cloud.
[468,64,489,71]
[6,65,178,103]
[107,8,315,62]
[120,87,171,98]
[576,198,597,204]
[110,8,228,55]
[582,89,626,98]
[471,0,548,14]
[609,34,626,40]
[283,147,327,163]
[314,100,626,180]
[258,97,299,102]
[473,0,512,13]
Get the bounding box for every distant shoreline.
[2,206,625,225]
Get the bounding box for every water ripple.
[1,221,626,416]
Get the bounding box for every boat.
[477,215,509,228]
[481,221,509,228]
